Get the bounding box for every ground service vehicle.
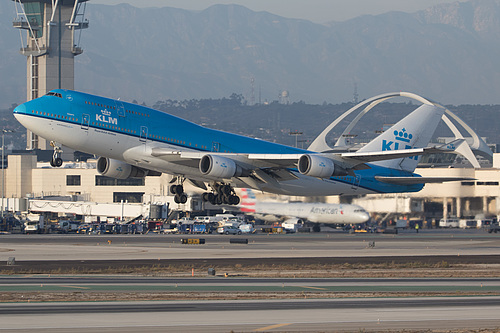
[218,226,242,235]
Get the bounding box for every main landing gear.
[170,184,188,204]
[49,141,63,167]
[202,183,240,206]
[170,180,240,206]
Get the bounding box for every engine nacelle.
[199,155,246,178]
[298,154,336,178]
[284,218,304,224]
[97,157,153,179]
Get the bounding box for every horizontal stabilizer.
[340,140,462,166]
[375,176,475,185]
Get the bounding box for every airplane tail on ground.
[239,188,257,213]
[357,104,445,172]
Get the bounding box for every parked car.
[217,226,242,235]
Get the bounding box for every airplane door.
[212,142,220,152]
[351,175,361,190]
[140,126,148,142]
[116,101,125,117]
[81,114,90,130]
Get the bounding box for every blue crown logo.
[393,128,413,143]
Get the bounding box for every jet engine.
[298,154,348,178]
[199,155,247,178]
[298,154,336,178]
[97,157,160,179]
[283,218,304,224]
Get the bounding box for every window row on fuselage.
[31,110,79,122]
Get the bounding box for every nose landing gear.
[49,141,63,167]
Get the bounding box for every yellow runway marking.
[57,285,90,290]
[254,323,291,331]
[300,286,327,290]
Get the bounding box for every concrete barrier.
[229,238,248,244]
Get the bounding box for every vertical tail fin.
[358,104,445,172]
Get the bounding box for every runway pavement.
[1,228,500,261]
[2,275,500,293]
[1,297,500,332]
[2,229,500,332]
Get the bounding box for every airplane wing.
[151,150,301,168]
[150,140,461,180]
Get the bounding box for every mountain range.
[1,0,500,108]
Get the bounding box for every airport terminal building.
[1,152,500,224]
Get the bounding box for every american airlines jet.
[14,90,465,205]
[238,188,370,227]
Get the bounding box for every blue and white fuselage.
[14,89,452,197]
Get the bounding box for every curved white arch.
[308,92,434,152]
[307,92,492,167]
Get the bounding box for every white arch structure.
[308,92,492,168]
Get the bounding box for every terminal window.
[477,181,499,186]
[66,175,81,186]
[113,192,144,203]
[95,175,145,186]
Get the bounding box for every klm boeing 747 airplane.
[14,90,466,205]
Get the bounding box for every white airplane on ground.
[14,90,467,204]
[238,188,370,229]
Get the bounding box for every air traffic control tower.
[12,0,88,150]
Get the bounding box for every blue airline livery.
[14,89,467,205]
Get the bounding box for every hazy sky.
[91,0,467,23]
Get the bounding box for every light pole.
[1,130,13,220]
[289,130,303,148]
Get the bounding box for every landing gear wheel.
[170,185,184,195]
[50,141,63,168]
[233,195,240,205]
[50,157,63,167]
[54,157,63,167]
[174,193,187,204]
[214,194,223,205]
[175,185,184,195]
[312,224,321,233]
[202,192,215,203]
[221,185,231,196]
[205,182,241,206]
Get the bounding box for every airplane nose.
[360,212,370,223]
[13,103,27,115]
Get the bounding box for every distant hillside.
[1,97,499,151]
[1,0,500,108]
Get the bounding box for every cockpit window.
[46,91,63,98]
